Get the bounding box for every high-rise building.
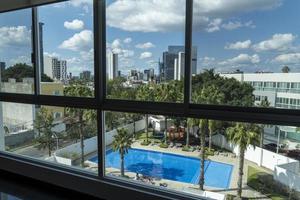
[162,46,197,81]
[39,22,44,75]
[0,62,6,80]
[80,70,92,80]
[44,56,67,81]
[174,52,185,81]
[107,52,118,80]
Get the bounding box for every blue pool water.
[90,148,233,189]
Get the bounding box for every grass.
[247,166,288,200]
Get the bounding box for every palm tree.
[112,128,133,177]
[226,123,260,199]
[187,118,198,147]
[64,84,95,167]
[208,120,221,151]
[282,65,290,73]
[199,119,208,190]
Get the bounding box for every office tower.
[162,46,197,81]
[0,62,5,82]
[117,70,121,77]
[44,56,67,81]
[143,69,150,81]
[39,22,44,75]
[107,52,118,80]
[80,70,92,80]
[149,68,155,80]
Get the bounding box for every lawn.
[247,166,289,200]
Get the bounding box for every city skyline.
[1,0,300,76]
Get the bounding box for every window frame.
[0,0,299,200]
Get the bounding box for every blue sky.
[0,0,300,76]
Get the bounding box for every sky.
[0,0,300,76]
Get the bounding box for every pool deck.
[85,141,272,199]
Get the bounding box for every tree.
[34,107,58,157]
[112,128,133,177]
[136,85,155,144]
[64,84,95,167]
[1,63,53,82]
[126,113,142,139]
[226,123,261,199]
[208,120,221,151]
[282,65,290,73]
[198,119,208,190]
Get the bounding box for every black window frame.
[0,0,300,200]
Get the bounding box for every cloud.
[140,52,152,59]
[69,0,92,7]
[59,30,93,51]
[222,21,255,30]
[44,52,60,58]
[205,18,222,32]
[200,56,216,67]
[253,33,296,52]
[123,37,132,44]
[225,40,252,50]
[273,53,300,64]
[135,42,155,49]
[0,26,30,47]
[64,19,84,30]
[107,38,135,58]
[219,54,260,66]
[106,0,281,32]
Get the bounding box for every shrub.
[159,143,169,148]
[141,140,151,146]
[182,146,191,152]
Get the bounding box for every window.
[105,0,186,103]
[191,0,300,111]
[0,1,299,200]
[38,1,94,97]
[0,9,33,94]
[0,102,97,173]
[104,111,300,199]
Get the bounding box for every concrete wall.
[5,130,34,148]
[212,134,298,171]
[54,119,145,166]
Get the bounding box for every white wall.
[54,119,145,166]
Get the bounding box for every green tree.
[64,84,95,167]
[282,65,290,73]
[112,128,133,177]
[226,123,261,199]
[34,107,58,157]
[2,63,53,82]
[136,85,155,143]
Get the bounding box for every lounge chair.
[159,183,168,187]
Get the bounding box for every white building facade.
[44,56,68,81]
[107,52,118,80]
[220,72,300,146]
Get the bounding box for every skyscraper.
[80,70,91,80]
[174,52,185,81]
[162,46,197,81]
[107,52,118,80]
[44,56,67,81]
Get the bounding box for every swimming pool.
[89,148,233,189]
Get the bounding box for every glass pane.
[38,0,94,97]
[192,0,300,111]
[103,111,300,199]
[0,9,33,94]
[0,102,97,173]
[106,0,186,103]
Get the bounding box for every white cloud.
[0,26,30,47]
[44,52,60,58]
[59,30,93,51]
[140,52,152,59]
[69,0,92,7]
[123,37,132,44]
[80,48,94,61]
[205,18,222,32]
[135,42,155,49]
[219,54,260,65]
[222,21,255,30]
[64,19,84,30]
[253,33,296,52]
[107,39,135,58]
[273,53,300,64]
[106,0,281,32]
[225,40,252,50]
[200,56,216,67]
